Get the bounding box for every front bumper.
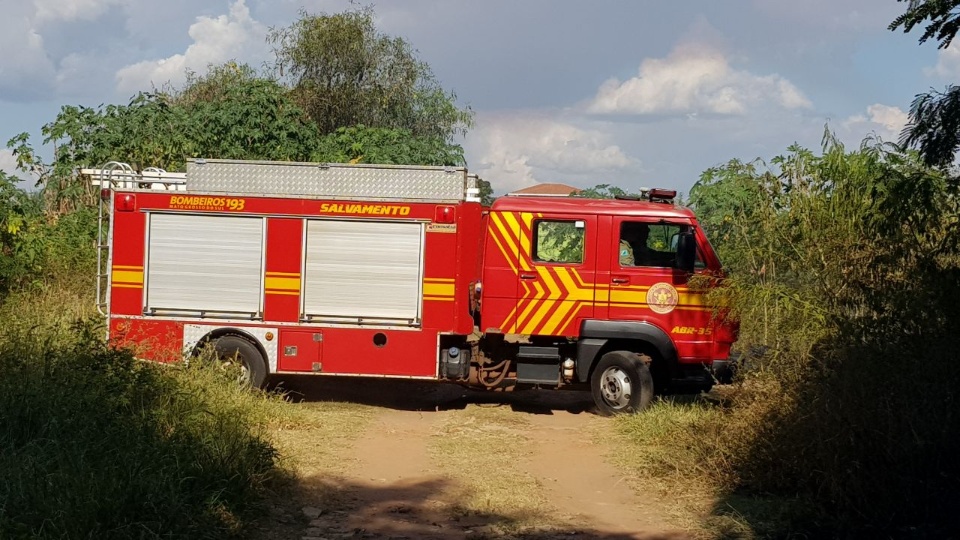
[710,352,740,384]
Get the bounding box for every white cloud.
[586,43,812,116]
[34,0,126,23]
[466,113,636,193]
[842,104,908,141]
[115,0,267,94]
[0,149,24,180]
[926,42,960,79]
[0,4,57,101]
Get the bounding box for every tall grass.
[0,319,287,539]
[619,136,960,537]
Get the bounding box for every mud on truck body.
[86,158,737,415]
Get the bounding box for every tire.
[590,351,654,416]
[214,335,268,388]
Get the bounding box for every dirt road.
[252,378,700,539]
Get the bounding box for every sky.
[0,0,951,195]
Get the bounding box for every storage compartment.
[302,219,424,325]
[145,213,264,317]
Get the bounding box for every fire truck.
[86,158,736,415]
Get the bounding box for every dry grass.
[270,401,377,477]
[428,404,564,536]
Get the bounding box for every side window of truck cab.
[619,221,704,270]
[533,219,585,264]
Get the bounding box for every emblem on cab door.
[646,282,679,314]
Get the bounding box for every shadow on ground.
[250,474,692,540]
[269,375,597,415]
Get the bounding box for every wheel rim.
[599,366,632,409]
[221,351,251,384]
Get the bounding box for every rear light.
[100,188,111,201]
[435,205,456,224]
[116,194,136,212]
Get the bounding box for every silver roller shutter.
[303,220,424,324]
[145,213,264,316]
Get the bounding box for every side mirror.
[676,231,696,273]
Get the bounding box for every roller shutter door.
[303,220,424,324]
[145,213,264,316]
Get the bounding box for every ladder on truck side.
[83,158,483,317]
[82,163,187,316]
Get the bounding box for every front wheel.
[214,335,268,388]
[590,351,654,416]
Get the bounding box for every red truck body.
[90,159,736,414]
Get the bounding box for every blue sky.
[0,0,951,194]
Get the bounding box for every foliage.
[268,6,473,141]
[476,177,495,206]
[0,320,285,539]
[889,0,960,48]
[891,1,960,167]
[35,65,322,209]
[313,125,465,166]
[573,183,628,199]
[0,170,95,294]
[683,133,960,535]
[900,84,960,167]
[176,66,322,164]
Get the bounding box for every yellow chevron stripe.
[555,300,587,335]
[489,212,519,275]
[501,212,530,271]
[424,277,455,283]
[538,270,580,335]
[111,283,143,289]
[522,269,561,333]
[113,265,143,270]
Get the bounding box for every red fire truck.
[86,158,736,415]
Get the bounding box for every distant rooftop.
[508,183,581,197]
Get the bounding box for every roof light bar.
[648,188,677,204]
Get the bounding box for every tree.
[890,0,960,167]
[268,6,473,141]
[573,183,628,199]
[889,0,960,48]
[312,125,465,165]
[175,65,322,163]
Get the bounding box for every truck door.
[602,217,713,359]
[513,212,597,337]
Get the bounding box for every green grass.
[0,320,290,539]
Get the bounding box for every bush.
[0,321,284,539]
[676,135,960,536]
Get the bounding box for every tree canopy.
[891,0,960,167]
[268,6,473,142]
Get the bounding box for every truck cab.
[474,191,736,415]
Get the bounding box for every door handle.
[611,276,629,284]
[520,273,537,280]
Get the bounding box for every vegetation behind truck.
[89,159,737,415]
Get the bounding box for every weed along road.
[251,377,700,540]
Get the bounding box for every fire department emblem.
[646,282,679,314]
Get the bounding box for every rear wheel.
[214,335,268,388]
[590,351,654,416]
